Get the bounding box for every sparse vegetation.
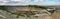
[0,5,56,19]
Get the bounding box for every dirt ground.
[51,11,60,19]
[43,11,60,19]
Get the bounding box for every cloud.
[0,0,60,6]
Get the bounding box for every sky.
[0,0,60,6]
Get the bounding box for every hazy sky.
[0,0,60,6]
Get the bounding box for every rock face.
[0,6,55,19]
[0,10,14,19]
[0,10,7,19]
[7,6,51,19]
[0,16,7,19]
